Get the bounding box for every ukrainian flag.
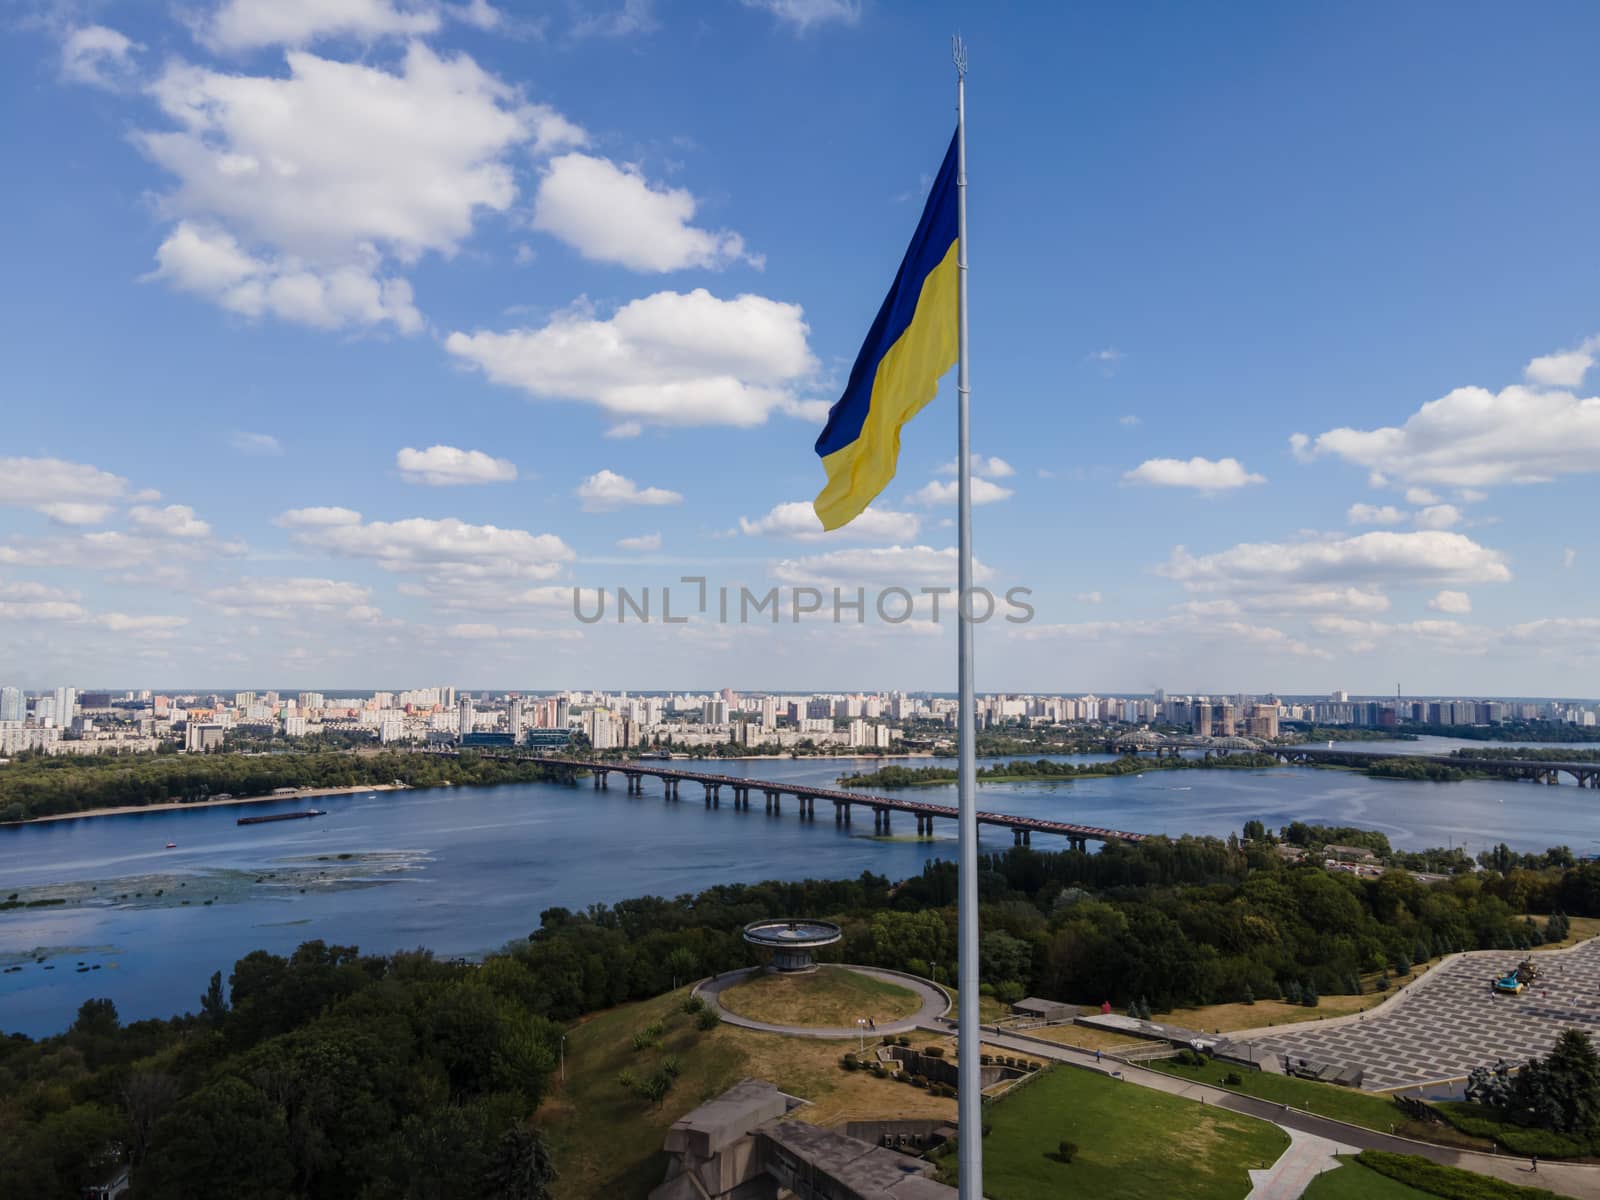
[813,132,959,531]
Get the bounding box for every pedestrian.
[1531,1154,1538,1174]
[1095,1049,1101,1062]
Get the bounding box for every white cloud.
[575,469,683,511]
[1181,587,1392,616]
[149,221,424,333]
[1019,613,1326,659]
[1119,414,1142,427]
[1506,617,1600,657]
[36,503,114,527]
[1428,589,1472,614]
[1524,338,1597,388]
[1294,350,1600,489]
[573,0,659,38]
[1160,530,1512,592]
[1123,456,1265,492]
[129,504,212,539]
[739,0,861,31]
[616,532,661,552]
[396,444,517,486]
[1087,347,1123,375]
[1414,503,1463,530]
[909,478,1014,506]
[604,421,643,439]
[1404,487,1439,505]
[61,25,141,89]
[770,544,992,587]
[532,153,756,273]
[206,575,372,619]
[738,500,919,542]
[277,507,574,579]
[229,431,283,456]
[1564,547,1578,569]
[936,454,1015,479]
[1347,503,1405,526]
[1310,616,1483,654]
[1456,488,1488,503]
[0,456,134,526]
[444,622,582,641]
[1076,591,1103,604]
[94,613,189,634]
[446,289,817,429]
[138,43,540,327]
[196,0,441,52]
[449,0,504,31]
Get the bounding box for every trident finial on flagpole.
[951,34,967,78]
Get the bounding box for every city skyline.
[4,3,1600,692]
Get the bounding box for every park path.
[694,965,950,1039]
[943,1025,1600,1199]
[1244,1130,1357,1199]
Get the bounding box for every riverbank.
[8,782,411,827]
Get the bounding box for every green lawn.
[1303,1157,1431,1199]
[718,965,920,1027]
[941,1065,1288,1200]
[1150,1059,1449,1140]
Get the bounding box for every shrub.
[1435,1103,1594,1158]
[1242,984,1254,1005]
[660,1055,682,1079]
[883,1035,897,1046]
[1224,1072,1243,1086]
[871,1064,887,1078]
[1395,953,1412,976]
[911,1075,927,1089]
[680,996,705,1015]
[695,1007,720,1031]
[1057,1140,1078,1164]
[841,1055,859,1071]
[898,1036,911,1047]
[924,1045,945,1058]
[1355,1150,1563,1199]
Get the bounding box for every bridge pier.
[668,778,679,801]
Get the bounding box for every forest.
[839,752,1282,788]
[0,751,573,823]
[6,831,1599,1196]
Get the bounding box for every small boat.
[165,841,177,849]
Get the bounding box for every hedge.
[1434,1103,1595,1159]
[1354,1152,1561,1200]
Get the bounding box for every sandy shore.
[14,783,409,826]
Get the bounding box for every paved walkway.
[1245,1130,1357,1200]
[694,965,949,1039]
[954,1025,1600,1199]
[1241,939,1600,1091]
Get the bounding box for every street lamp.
[560,1033,566,1083]
[856,1017,867,1054]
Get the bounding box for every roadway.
[464,751,1150,846]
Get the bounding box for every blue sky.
[1,0,1597,695]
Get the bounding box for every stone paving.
[1246,939,1600,1091]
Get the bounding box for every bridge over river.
[1105,732,1600,788]
[439,752,1148,849]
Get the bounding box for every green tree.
[142,1077,294,1200]
[482,1127,558,1200]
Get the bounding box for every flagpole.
[952,35,983,1200]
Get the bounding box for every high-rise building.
[703,698,729,726]
[0,687,22,723]
[1192,701,1212,737]
[508,699,524,741]
[458,696,476,741]
[759,696,778,729]
[1246,703,1280,740]
[235,691,256,710]
[53,687,77,725]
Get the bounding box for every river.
[3,750,1598,1036]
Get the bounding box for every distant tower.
[458,695,475,741]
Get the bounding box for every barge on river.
[237,809,325,826]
